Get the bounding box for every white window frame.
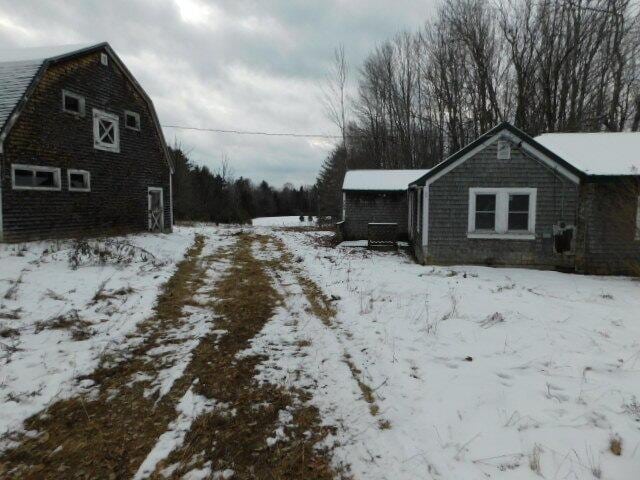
[67,169,91,192]
[497,140,511,160]
[124,110,141,131]
[93,109,120,153]
[100,53,109,66]
[11,164,61,191]
[62,90,85,116]
[468,187,537,240]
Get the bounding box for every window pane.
[476,194,496,212]
[70,173,87,189]
[64,95,80,113]
[476,212,495,230]
[508,212,529,230]
[14,169,33,187]
[35,171,55,187]
[509,194,529,212]
[126,113,138,129]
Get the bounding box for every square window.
[93,109,120,152]
[475,194,496,230]
[14,169,34,187]
[62,90,85,116]
[68,170,91,192]
[125,111,140,131]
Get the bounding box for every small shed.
[341,169,430,240]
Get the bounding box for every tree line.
[171,147,317,223]
[317,0,640,217]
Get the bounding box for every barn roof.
[0,43,173,171]
[343,169,431,191]
[535,132,640,176]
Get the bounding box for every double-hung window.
[93,109,120,152]
[12,164,61,191]
[468,188,537,239]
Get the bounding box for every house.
[409,122,640,275]
[341,169,430,240]
[0,43,173,242]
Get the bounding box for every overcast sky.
[0,0,435,187]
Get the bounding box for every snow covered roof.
[0,44,98,132]
[343,169,431,191]
[535,132,640,176]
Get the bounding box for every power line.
[162,124,344,139]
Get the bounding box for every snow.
[535,132,640,176]
[134,384,217,480]
[252,216,315,227]
[251,228,640,480]
[342,169,430,191]
[0,228,196,442]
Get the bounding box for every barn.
[340,169,429,241]
[0,43,173,242]
[409,122,640,275]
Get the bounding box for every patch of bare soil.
[0,232,342,479]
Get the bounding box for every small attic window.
[100,53,109,66]
[62,90,85,116]
[497,140,511,160]
[125,111,141,131]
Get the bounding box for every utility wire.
[162,124,346,139]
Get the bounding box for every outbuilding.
[341,169,429,241]
[409,122,639,275]
[0,43,173,242]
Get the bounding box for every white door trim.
[148,187,164,231]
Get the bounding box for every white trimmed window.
[93,109,120,152]
[62,90,85,116]
[124,110,140,131]
[497,140,511,160]
[468,188,537,239]
[68,169,91,192]
[12,164,61,191]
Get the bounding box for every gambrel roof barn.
[0,43,173,241]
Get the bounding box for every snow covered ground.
[253,228,640,480]
[252,215,315,227]
[0,228,197,443]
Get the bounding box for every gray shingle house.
[341,169,429,240]
[0,43,173,242]
[409,123,639,275]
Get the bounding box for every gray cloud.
[0,0,435,186]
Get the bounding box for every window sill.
[467,232,535,240]
[94,143,120,153]
[13,186,61,192]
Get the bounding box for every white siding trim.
[342,192,346,221]
[407,190,413,239]
[422,186,429,248]
[425,137,498,186]
[169,174,174,228]
[0,168,3,241]
[468,187,537,239]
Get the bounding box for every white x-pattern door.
[148,187,164,232]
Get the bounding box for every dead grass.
[157,233,341,479]
[33,310,93,341]
[0,234,209,479]
[609,435,623,456]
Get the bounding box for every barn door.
[148,187,164,232]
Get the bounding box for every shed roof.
[535,132,640,176]
[343,169,431,191]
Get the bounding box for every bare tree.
[321,44,350,150]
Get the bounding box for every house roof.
[410,122,588,187]
[0,43,173,172]
[535,132,640,176]
[343,169,431,191]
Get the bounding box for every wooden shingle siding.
[343,191,408,240]
[0,49,171,242]
[421,140,579,269]
[578,180,640,275]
